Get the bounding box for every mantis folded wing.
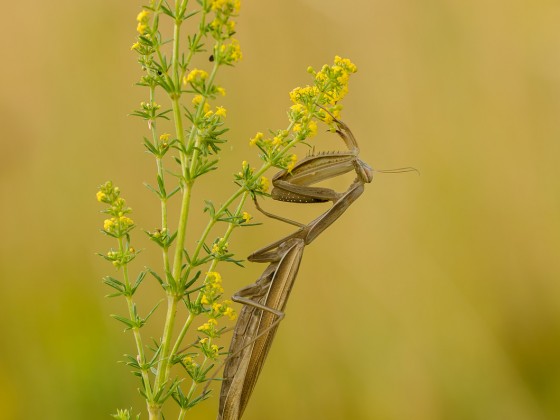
[218,120,373,420]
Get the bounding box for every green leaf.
[132,270,148,293]
[103,276,125,293]
[144,300,163,323]
[143,137,159,156]
[148,269,164,286]
[182,270,202,292]
[110,314,135,330]
[203,200,215,217]
[144,182,162,198]
[167,186,181,199]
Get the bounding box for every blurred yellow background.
[1,0,560,419]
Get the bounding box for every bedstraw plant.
[96,1,357,418]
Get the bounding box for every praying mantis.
[217,117,374,420]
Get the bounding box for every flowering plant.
[97,1,356,418]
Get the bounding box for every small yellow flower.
[131,42,140,51]
[337,71,350,85]
[119,215,134,226]
[198,318,218,333]
[201,294,210,305]
[320,109,334,124]
[289,87,301,103]
[159,133,170,142]
[184,69,209,85]
[308,121,318,137]
[204,110,214,118]
[219,38,243,63]
[210,18,220,30]
[207,271,223,284]
[287,154,297,172]
[293,123,302,133]
[215,106,227,117]
[136,10,150,22]
[242,211,251,222]
[216,86,226,96]
[249,132,264,146]
[192,95,204,106]
[260,176,270,192]
[315,71,328,83]
[224,307,237,320]
[103,218,115,231]
[211,0,241,14]
[272,136,282,146]
[334,55,358,73]
[290,103,305,114]
[137,23,148,34]
[96,191,106,202]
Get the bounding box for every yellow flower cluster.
[197,318,219,337]
[210,299,237,320]
[208,0,240,42]
[218,38,243,64]
[96,191,106,202]
[136,10,150,34]
[242,211,252,222]
[140,101,160,111]
[184,69,209,85]
[215,106,227,118]
[249,132,264,146]
[286,154,298,173]
[211,238,228,255]
[260,176,270,192]
[211,0,241,13]
[288,57,357,120]
[204,271,224,298]
[103,215,135,236]
[198,338,221,360]
[292,119,317,139]
[289,85,320,105]
[97,182,135,239]
[183,356,198,372]
[315,56,357,105]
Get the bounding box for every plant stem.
[151,2,190,413]
[165,193,249,381]
[150,86,171,275]
[118,238,154,404]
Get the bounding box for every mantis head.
[357,159,374,184]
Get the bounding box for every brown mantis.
[216,117,374,420]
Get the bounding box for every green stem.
[117,238,154,403]
[165,193,248,381]
[151,1,190,411]
[186,60,220,177]
[154,294,179,388]
[150,86,171,276]
[178,408,187,420]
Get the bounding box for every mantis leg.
[219,239,305,420]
